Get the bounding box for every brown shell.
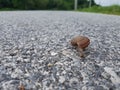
[71,36,90,49]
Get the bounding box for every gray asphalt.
[0,11,120,90]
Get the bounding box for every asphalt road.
[0,11,120,90]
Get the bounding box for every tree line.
[0,0,96,10]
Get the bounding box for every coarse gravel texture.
[0,11,120,90]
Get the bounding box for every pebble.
[50,51,57,56]
[11,68,23,78]
[101,72,111,79]
[82,86,88,90]
[24,58,30,62]
[59,76,66,83]
[104,67,120,88]
[47,63,53,67]
[70,77,79,84]
[9,49,18,56]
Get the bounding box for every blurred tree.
[12,0,25,9]
[12,0,35,9]
[0,0,97,10]
[47,0,74,10]
[78,0,89,8]
[0,0,13,8]
[34,0,48,10]
[91,0,96,6]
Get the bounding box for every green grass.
[79,5,120,15]
[1,5,120,16]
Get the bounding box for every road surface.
[0,11,120,90]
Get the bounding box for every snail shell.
[71,36,90,49]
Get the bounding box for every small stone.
[24,59,30,62]
[104,67,120,85]
[118,50,120,54]
[47,63,53,67]
[50,51,57,56]
[9,49,18,56]
[25,80,36,90]
[59,76,66,83]
[101,72,111,79]
[62,70,66,75]
[82,86,88,90]
[95,86,105,90]
[31,37,36,41]
[70,77,79,84]
[11,68,23,78]
[24,73,30,77]
[88,86,95,90]
[81,71,89,84]
[55,62,63,66]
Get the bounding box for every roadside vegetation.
[0,0,96,10]
[0,0,120,15]
[79,5,120,15]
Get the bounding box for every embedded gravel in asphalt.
[0,11,120,90]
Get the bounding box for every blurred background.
[0,0,96,10]
[0,0,120,15]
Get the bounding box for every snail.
[71,36,90,57]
